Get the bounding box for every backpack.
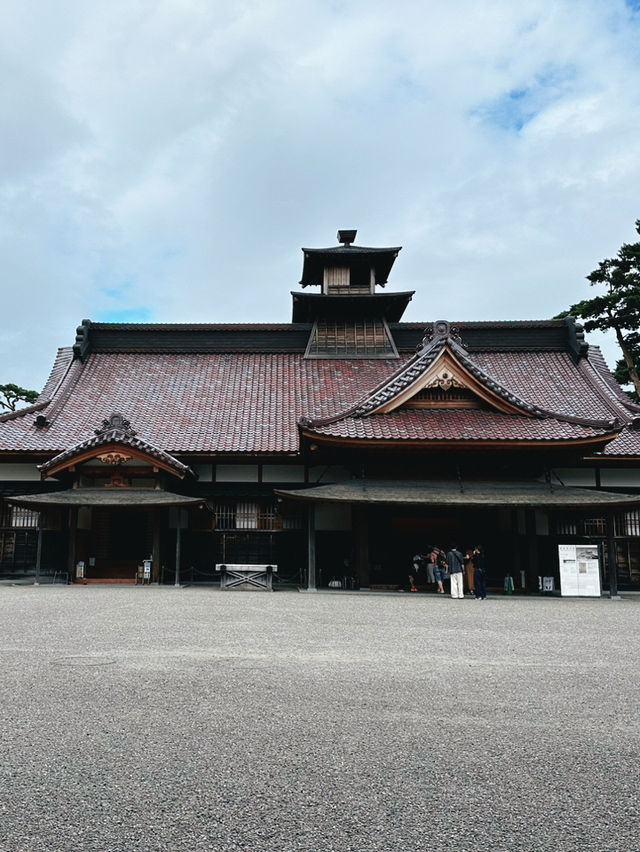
[436,550,449,577]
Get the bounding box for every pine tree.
[558,220,640,401]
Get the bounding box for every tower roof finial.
[337,229,357,245]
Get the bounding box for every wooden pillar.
[152,510,161,583]
[511,509,523,590]
[606,511,619,599]
[67,507,78,582]
[34,520,43,586]
[174,525,181,587]
[306,504,316,590]
[353,504,370,589]
[525,508,539,589]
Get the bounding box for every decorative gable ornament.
[96,452,133,466]
[95,413,137,438]
[425,368,465,392]
[419,320,462,350]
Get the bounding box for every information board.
[558,544,601,597]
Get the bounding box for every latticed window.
[213,501,303,531]
[0,503,39,528]
[554,512,640,538]
[615,510,640,537]
[11,507,40,528]
[583,517,607,536]
[0,501,39,569]
[306,318,396,357]
[555,517,578,536]
[405,387,485,409]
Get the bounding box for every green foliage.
[0,383,39,412]
[557,220,640,400]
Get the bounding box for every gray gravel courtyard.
[1,586,639,852]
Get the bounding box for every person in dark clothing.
[446,545,464,599]
[473,545,487,599]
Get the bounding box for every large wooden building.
[2,230,640,594]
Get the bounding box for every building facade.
[2,230,640,594]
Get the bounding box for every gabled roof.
[298,321,622,448]
[38,414,194,479]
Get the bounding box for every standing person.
[464,549,475,597]
[409,555,422,592]
[424,547,436,585]
[473,545,487,600]
[430,546,446,594]
[446,545,464,599]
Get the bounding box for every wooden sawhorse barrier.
[216,563,277,591]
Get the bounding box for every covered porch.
[277,480,640,597]
[6,489,204,584]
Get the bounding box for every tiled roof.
[0,354,397,454]
[305,409,616,443]
[1,333,639,456]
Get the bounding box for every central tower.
[292,230,413,358]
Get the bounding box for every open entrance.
[77,508,152,582]
[315,505,521,592]
[368,506,507,591]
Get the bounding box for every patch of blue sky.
[473,87,539,132]
[95,307,152,323]
[100,285,131,300]
[626,0,640,12]
[472,65,576,133]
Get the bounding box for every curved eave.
[7,489,204,508]
[275,481,640,509]
[291,291,414,323]
[40,441,192,480]
[300,428,621,452]
[300,246,401,287]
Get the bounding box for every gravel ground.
[0,586,638,852]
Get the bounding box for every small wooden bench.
[216,563,277,591]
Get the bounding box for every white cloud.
[0,0,639,389]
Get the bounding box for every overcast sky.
[2,0,640,392]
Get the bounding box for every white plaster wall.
[600,469,640,487]
[308,466,352,483]
[0,463,41,481]
[262,465,305,482]
[551,468,597,487]
[192,464,213,482]
[216,465,259,482]
[315,503,352,531]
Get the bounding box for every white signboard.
[558,544,601,597]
